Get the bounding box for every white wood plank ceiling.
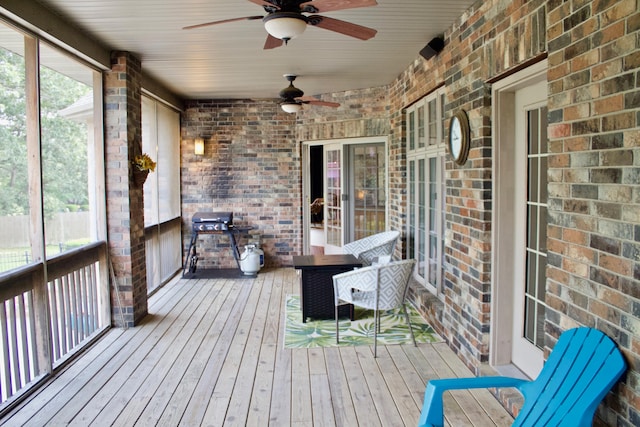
[26,0,476,100]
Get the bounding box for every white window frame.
[405,88,446,298]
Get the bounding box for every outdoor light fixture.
[194,137,205,155]
[263,13,307,43]
[281,102,302,114]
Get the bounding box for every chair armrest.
[418,376,528,427]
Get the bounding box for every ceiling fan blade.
[300,0,377,13]
[264,34,284,49]
[299,97,340,107]
[308,15,376,40]
[183,16,263,30]
[247,0,280,9]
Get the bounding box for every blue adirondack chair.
[418,327,627,427]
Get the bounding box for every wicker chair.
[332,258,416,357]
[342,230,400,266]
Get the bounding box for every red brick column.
[104,51,147,326]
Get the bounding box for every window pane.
[0,25,30,272]
[352,144,385,238]
[528,157,539,203]
[408,111,415,151]
[418,159,426,278]
[440,94,446,144]
[39,43,98,258]
[407,160,415,259]
[528,110,539,155]
[417,105,425,149]
[539,156,548,203]
[326,149,341,247]
[428,99,437,146]
[527,204,538,251]
[428,158,438,285]
[523,106,549,350]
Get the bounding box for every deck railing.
[0,241,109,408]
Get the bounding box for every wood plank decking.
[0,268,514,426]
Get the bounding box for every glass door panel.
[511,79,547,378]
[427,157,438,285]
[407,160,416,263]
[351,143,385,240]
[324,145,343,254]
[524,107,548,348]
[418,159,426,278]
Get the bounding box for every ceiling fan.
[183,0,378,49]
[279,74,340,113]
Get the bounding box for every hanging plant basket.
[131,153,156,187]
[133,169,149,187]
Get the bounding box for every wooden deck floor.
[0,268,514,426]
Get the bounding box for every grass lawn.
[0,239,90,271]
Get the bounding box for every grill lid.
[192,212,233,224]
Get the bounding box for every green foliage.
[0,47,91,217]
[0,48,28,215]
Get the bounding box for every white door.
[324,144,344,254]
[510,80,548,378]
[491,61,548,379]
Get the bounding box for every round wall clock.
[448,110,470,165]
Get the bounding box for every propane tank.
[239,244,263,275]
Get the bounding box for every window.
[0,23,105,273]
[406,89,446,296]
[141,95,181,292]
[0,24,29,271]
[40,43,102,259]
[141,95,180,226]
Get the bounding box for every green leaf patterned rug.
[284,295,442,348]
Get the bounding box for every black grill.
[192,211,233,231]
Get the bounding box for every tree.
[0,48,28,215]
[0,46,90,217]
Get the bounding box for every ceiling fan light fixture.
[263,12,307,41]
[281,102,302,114]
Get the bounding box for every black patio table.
[292,254,362,323]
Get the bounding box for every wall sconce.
[194,138,205,156]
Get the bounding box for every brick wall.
[388,0,638,423]
[181,99,300,268]
[545,0,639,424]
[104,51,147,326]
[385,0,549,375]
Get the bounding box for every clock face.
[449,116,462,159]
[448,110,469,165]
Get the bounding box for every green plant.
[132,153,156,172]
